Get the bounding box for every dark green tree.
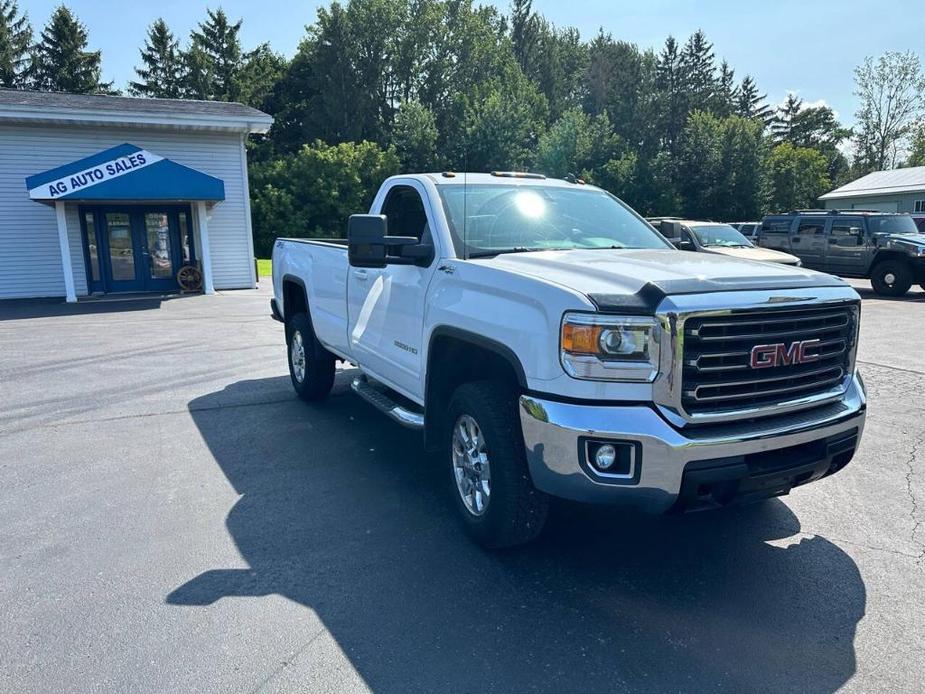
[249,139,400,254]
[736,75,773,125]
[31,5,113,94]
[679,29,717,114]
[180,44,212,100]
[771,93,802,144]
[585,33,645,140]
[906,123,925,167]
[188,8,243,101]
[766,142,830,212]
[31,5,114,94]
[0,0,31,87]
[129,19,182,98]
[510,0,538,76]
[392,99,439,171]
[675,111,767,220]
[656,35,685,150]
[714,60,737,116]
[235,43,287,110]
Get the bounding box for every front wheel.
[447,381,549,548]
[286,313,335,401]
[870,260,912,296]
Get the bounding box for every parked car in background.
[757,210,925,296]
[272,173,865,547]
[649,218,802,266]
[731,222,761,239]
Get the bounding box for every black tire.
[446,381,549,548]
[286,312,335,401]
[870,260,912,296]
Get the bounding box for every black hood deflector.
[589,273,849,315]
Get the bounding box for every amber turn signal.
[562,323,602,354]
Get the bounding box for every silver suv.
[758,210,925,296]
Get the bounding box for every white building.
[0,89,272,302]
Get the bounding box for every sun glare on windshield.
[514,190,546,219]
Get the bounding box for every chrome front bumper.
[519,373,866,513]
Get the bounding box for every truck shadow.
[171,372,865,692]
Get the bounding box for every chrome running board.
[351,376,425,430]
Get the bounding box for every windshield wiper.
[466,247,547,258]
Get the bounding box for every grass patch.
[257,258,272,277]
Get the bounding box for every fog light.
[595,444,617,470]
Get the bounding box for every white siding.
[0,122,255,299]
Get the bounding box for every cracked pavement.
[1,280,923,693]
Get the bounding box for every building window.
[915,200,925,213]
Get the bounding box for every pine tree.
[188,8,243,101]
[736,75,773,125]
[129,19,182,98]
[714,60,737,116]
[771,92,802,144]
[656,35,686,150]
[510,0,538,76]
[31,5,113,94]
[0,0,31,87]
[679,30,717,114]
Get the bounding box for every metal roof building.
[819,167,925,214]
[0,89,272,302]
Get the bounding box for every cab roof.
[412,172,599,189]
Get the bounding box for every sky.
[22,0,925,126]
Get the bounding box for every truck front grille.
[681,304,857,416]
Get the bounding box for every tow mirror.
[348,214,434,268]
[660,221,694,251]
[348,214,388,268]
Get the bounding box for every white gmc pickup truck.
[271,172,866,547]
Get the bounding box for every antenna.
[463,151,468,260]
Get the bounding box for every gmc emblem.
[750,339,821,369]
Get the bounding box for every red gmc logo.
[750,339,821,369]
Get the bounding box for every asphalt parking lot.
[1,280,923,693]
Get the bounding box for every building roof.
[0,88,272,134]
[819,167,925,200]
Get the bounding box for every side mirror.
[348,214,388,268]
[347,214,435,268]
[677,239,696,251]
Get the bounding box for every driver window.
[830,218,864,246]
[381,185,430,242]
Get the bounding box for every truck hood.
[475,249,846,312]
[702,246,801,265]
[880,233,925,249]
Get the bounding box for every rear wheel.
[286,313,335,401]
[447,381,549,548]
[870,260,912,296]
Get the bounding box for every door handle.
[353,269,369,281]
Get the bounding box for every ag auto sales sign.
[28,149,164,200]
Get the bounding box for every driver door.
[346,182,439,401]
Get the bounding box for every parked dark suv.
[758,210,925,296]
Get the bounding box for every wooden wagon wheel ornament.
[177,265,203,291]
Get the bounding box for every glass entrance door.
[80,206,193,293]
[141,211,181,291]
[103,211,144,292]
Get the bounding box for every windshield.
[868,215,920,235]
[436,184,672,257]
[689,224,753,248]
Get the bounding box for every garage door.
[852,201,898,212]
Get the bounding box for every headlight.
[560,313,660,381]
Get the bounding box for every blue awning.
[25,143,225,202]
